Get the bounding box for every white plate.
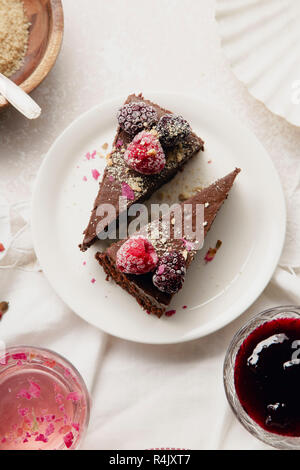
[32,93,286,344]
[216,0,300,126]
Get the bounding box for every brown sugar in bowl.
[0,0,64,110]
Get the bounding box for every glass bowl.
[224,305,300,450]
[0,346,90,450]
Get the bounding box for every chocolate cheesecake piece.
[80,93,204,251]
[96,168,240,317]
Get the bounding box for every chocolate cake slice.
[80,93,204,251]
[96,168,240,317]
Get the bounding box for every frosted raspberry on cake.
[124,130,166,175]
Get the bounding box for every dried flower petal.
[204,240,222,263]
[181,238,195,251]
[29,382,41,398]
[121,182,135,200]
[91,169,100,180]
[0,301,9,320]
[165,309,176,317]
[0,301,9,314]
[64,431,74,449]
[72,422,80,432]
[12,353,26,360]
[66,392,81,403]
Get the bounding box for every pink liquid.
[0,348,89,450]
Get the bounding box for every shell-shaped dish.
[216,0,300,126]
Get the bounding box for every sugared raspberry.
[152,251,186,294]
[117,102,158,136]
[124,130,166,175]
[116,236,158,275]
[157,114,191,147]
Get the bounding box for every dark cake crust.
[96,252,167,317]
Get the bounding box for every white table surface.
[1,0,300,450]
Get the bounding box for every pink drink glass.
[0,346,90,450]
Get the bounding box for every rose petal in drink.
[66,392,81,403]
[63,431,74,449]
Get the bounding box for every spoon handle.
[0,73,41,119]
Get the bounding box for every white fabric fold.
[1,196,300,449]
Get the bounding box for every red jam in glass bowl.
[234,317,300,436]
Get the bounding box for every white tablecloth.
[1,0,300,450]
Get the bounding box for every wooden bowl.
[0,0,64,110]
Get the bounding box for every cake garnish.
[204,240,222,263]
[117,101,158,136]
[116,236,158,275]
[121,182,135,200]
[91,169,100,180]
[152,251,186,294]
[85,151,96,160]
[66,392,81,403]
[165,309,176,317]
[124,130,166,175]
[157,114,191,147]
[16,381,41,400]
[0,243,5,252]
